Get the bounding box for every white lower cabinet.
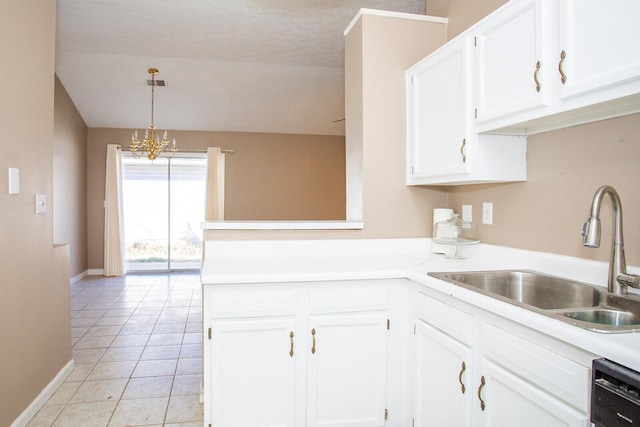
[208,317,297,427]
[414,320,473,427]
[479,359,588,427]
[413,289,593,426]
[203,281,393,427]
[306,313,388,427]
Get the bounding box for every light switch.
[483,202,493,225]
[36,194,46,214]
[8,168,19,194]
[462,205,472,222]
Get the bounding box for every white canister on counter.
[433,208,454,254]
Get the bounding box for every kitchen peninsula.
[200,237,640,427]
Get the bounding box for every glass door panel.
[122,157,169,272]
[169,157,207,270]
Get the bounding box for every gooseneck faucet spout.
[582,185,640,294]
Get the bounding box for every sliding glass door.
[121,154,207,272]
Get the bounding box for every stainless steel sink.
[555,293,640,331]
[429,270,600,310]
[560,309,639,327]
[428,270,640,333]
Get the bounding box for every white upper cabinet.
[407,37,471,183]
[557,0,640,101]
[474,0,551,124]
[474,0,640,134]
[406,37,527,186]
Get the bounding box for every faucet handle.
[617,273,640,289]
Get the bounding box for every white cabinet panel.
[558,0,640,100]
[204,282,391,427]
[471,0,640,134]
[475,0,548,122]
[413,287,592,427]
[414,320,473,427]
[482,322,591,412]
[479,359,589,427]
[407,37,471,182]
[406,37,527,185]
[306,313,388,427]
[207,317,297,427]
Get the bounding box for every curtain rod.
[117,146,235,154]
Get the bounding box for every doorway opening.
[121,153,207,272]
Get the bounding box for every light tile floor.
[27,272,204,427]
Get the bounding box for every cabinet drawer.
[308,285,389,314]
[482,323,590,412]
[416,292,473,345]
[206,286,297,318]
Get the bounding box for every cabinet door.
[477,359,589,427]
[206,317,297,427]
[406,37,472,183]
[474,0,549,124]
[558,0,640,100]
[306,313,388,427]
[415,320,473,427]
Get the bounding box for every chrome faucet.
[582,185,640,294]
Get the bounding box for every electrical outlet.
[483,202,493,225]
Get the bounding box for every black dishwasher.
[592,358,640,427]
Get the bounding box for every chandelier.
[130,68,177,160]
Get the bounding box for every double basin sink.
[428,270,640,333]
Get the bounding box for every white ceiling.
[55,0,427,137]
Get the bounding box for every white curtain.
[205,147,225,221]
[104,144,125,276]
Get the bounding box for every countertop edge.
[200,220,364,230]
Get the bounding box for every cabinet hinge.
[385,408,388,420]
[208,328,212,340]
[387,319,390,330]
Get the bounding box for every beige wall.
[0,2,72,425]
[427,0,640,267]
[54,76,88,277]
[87,128,345,269]
[448,114,640,266]
[427,0,507,39]
[204,13,450,241]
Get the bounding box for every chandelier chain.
[130,68,177,161]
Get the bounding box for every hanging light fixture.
[130,68,177,160]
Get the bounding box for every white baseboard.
[11,359,75,427]
[87,269,104,276]
[70,270,88,284]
